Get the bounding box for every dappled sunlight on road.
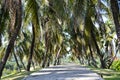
[23,64,103,80]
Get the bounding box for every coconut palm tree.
[24,0,40,71]
[27,24,35,71]
[0,0,119,78]
[0,0,22,78]
[110,0,120,41]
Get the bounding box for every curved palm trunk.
[91,28,105,68]
[27,24,35,71]
[42,32,49,68]
[110,0,120,41]
[0,0,22,78]
[110,0,120,68]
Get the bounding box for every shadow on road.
[23,64,103,80]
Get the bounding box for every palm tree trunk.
[47,57,50,67]
[42,53,47,68]
[27,24,35,71]
[54,47,61,65]
[0,0,22,78]
[32,60,35,70]
[91,28,106,68]
[88,43,98,68]
[57,57,61,65]
[110,0,120,69]
[42,32,49,68]
[13,52,21,72]
[108,44,119,68]
[110,0,120,41]
[46,53,52,67]
[19,57,26,70]
[77,56,82,64]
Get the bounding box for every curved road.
[23,64,103,80]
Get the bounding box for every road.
[23,63,103,80]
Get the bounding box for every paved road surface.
[23,64,103,80]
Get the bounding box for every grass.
[88,66,120,80]
[2,65,120,80]
[104,75,120,80]
[1,67,41,80]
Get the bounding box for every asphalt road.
[23,63,103,80]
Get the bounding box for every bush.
[111,60,120,71]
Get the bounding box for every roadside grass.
[88,67,120,80]
[1,67,41,80]
[2,64,120,80]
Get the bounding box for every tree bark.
[42,32,48,68]
[46,57,50,67]
[91,27,106,68]
[110,0,120,41]
[110,0,120,68]
[32,60,35,70]
[42,53,47,68]
[13,52,21,72]
[108,44,119,68]
[19,57,26,70]
[88,43,98,68]
[57,57,61,65]
[54,47,61,65]
[27,24,35,71]
[0,0,22,78]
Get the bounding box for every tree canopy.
[0,0,120,78]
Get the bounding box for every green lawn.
[1,67,41,80]
[89,67,120,80]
